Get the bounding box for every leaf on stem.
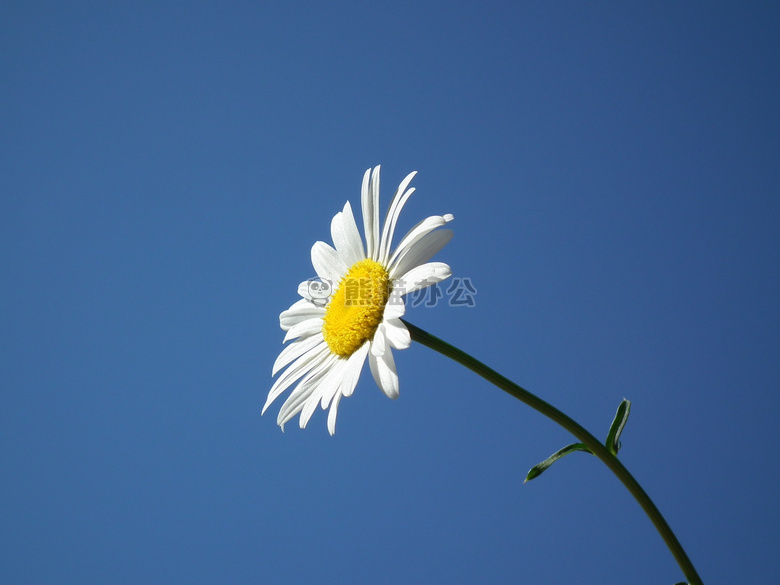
[605,399,631,456]
[524,443,592,482]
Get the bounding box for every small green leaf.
[606,399,631,455]
[524,443,592,482]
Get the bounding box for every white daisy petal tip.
[383,298,406,320]
[370,329,387,357]
[383,318,411,350]
[369,349,400,400]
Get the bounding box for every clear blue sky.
[2,2,778,583]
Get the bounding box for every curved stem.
[402,319,702,585]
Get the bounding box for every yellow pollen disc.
[322,258,390,358]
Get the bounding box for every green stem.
[402,319,702,585]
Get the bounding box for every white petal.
[399,262,452,295]
[370,326,387,356]
[369,347,399,400]
[280,300,325,331]
[382,318,411,350]
[340,343,369,397]
[285,297,312,314]
[388,214,454,270]
[276,378,316,426]
[327,391,343,435]
[272,334,322,376]
[389,228,453,280]
[378,171,417,266]
[362,166,380,260]
[277,357,334,427]
[300,359,346,428]
[264,343,329,414]
[283,317,323,342]
[311,241,347,284]
[383,297,406,320]
[331,201,365,267]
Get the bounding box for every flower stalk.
[402,319,702,585]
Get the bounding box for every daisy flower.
[264,166,454,434]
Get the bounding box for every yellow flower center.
[322,259,390,357]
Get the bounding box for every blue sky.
[2,2,779,583]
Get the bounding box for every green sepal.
[606,399,631,456]
[524,442,592,482]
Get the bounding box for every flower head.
[264,166,454,434]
